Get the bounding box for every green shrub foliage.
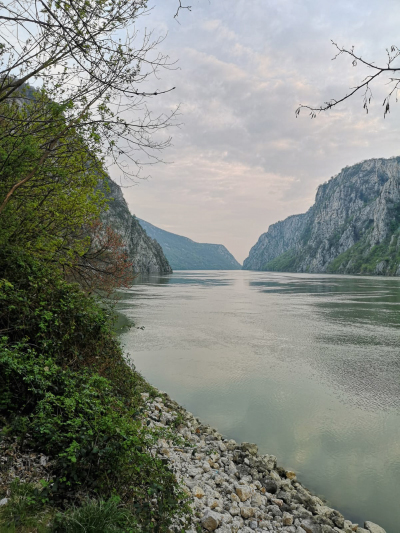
[0,251,191,531]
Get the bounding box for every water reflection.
[131,271,235,288]
[118,271,400,532]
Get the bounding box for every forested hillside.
[138,219,241,270]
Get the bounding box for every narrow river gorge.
[117,271,400,533]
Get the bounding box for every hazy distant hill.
[138,219,241,270]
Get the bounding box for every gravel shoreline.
[144,391,387,533]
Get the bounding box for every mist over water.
[117,271,400,532]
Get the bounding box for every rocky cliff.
[138,218,241,270]
[100,178,172,274]
[243,157,400,276]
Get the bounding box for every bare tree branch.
[296,41,400,118]
[174,0,192,22]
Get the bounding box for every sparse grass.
[0,479,53,533]
[51,498,138,533]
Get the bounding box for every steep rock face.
[243,157,400,276]
[100,178,172,274]
[138,219,241,270]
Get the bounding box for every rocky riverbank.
[143,391,387,533]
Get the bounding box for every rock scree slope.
[100,178,172,274]
[138,218,241,270]
[243,157,400,276]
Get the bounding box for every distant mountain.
[138,219,241,270]
[243,157,400,276]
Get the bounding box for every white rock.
[251,493,265,507]
[311,495,324,506]
[343,519,355,533]
[201,509,221,531]
[219,441,227,452]
[240,506,255,519]
[229,503,240,516]
[209,499,220,509]
[300,519,322,533]
[235,484,253,502]
[203,462,211,472]
[231,517,244,533]
[221,513,233,524]
[192,486,205,498]
[364,522,387,533]
[261,454,277,470]
[269,470,282,483]
[216,526,232,533]
[315,505,334,517]
[283,512,294,526]
[0,498,8,506]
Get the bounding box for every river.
[117,271,400,532]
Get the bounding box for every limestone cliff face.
[243,157,400,276]
[100,177,172,274]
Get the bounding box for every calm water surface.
[118,271,400,532]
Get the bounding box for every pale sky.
[110,0,400,264]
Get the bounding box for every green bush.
[0,250,191,531]
[0,248,145,404]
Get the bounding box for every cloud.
[114,0,400,262]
